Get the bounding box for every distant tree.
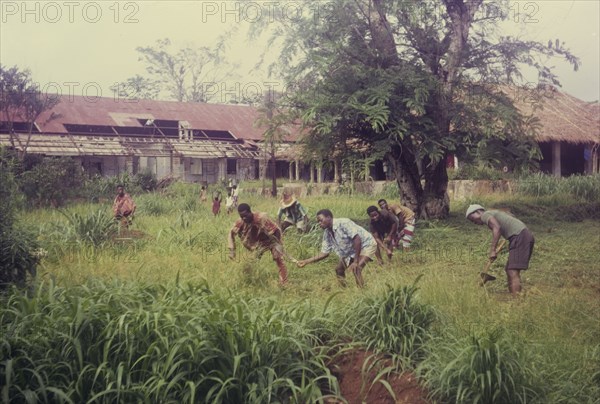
[110,74,160,100]
[115,38,227,102]
[254,91,294,197]
[0,65,60,160]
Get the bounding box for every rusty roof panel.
[25,95,304,142]
[0,133,261,158]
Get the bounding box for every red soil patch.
[327,349,430,404]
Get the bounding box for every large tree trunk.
[389,144,422,214]
[422,158,450,219]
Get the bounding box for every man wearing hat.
[277,192,309,233]
[466,204,535,296]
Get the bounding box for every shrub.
[132,169,158,192]
[0,155,38,290]
[0,224,39,290]
[18,157,85,207]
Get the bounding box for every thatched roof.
[507,86,599,144]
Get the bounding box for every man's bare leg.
[335,260,347,287]
[506,268,522,296]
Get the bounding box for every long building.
[0,95,302,184]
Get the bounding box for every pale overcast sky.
[1,1,598,102]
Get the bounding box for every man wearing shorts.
[296,209,376,288]
[466,204,535,296]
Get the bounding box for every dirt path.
[327,349,430,404]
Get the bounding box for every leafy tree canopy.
[251,0,579,218]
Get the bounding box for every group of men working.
[113,184,535,296]
[228,192,534,296]
[227,192,419,288]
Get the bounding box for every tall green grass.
[1,280,340,403]
[516,173,600,202]
[341,281,435,366]
[418,328,541,403]
[4,182,599,403]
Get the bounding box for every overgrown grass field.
[2,179,599,403]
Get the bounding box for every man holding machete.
[466,204,535,297]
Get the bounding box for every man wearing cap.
[296,209,377,288]
[228,203,289,286]
[277,192,309,233]
[378,199,416,251]
[466,204,535,296]
[367,205,399,264]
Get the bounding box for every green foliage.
[18,157,85,207]
[0,64,60,138]
[379,181,400,199]
[4,187,599,402]
[131,169,158,192]
[516,173,600,202]
[0,151,38,290]
[0,280,338,403]
[59,209,117,246]
[251,0,579,217]
[138,195,170,216]
[0,224,39,291]
[343,282,435,365]
[419,328,541,403]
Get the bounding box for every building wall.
[238,158,256,181]
[539,141,587,176]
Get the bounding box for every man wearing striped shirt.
[378,199,416,251]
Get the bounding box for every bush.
[0,155,38,290]
[18,157,85,207]
[132,169,158,192]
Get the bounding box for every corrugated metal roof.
[27,95,303,141]
[0,133,260,159]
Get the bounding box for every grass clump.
[419,327,541,403]
[342,281,435,365]
[59,209,117,246]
